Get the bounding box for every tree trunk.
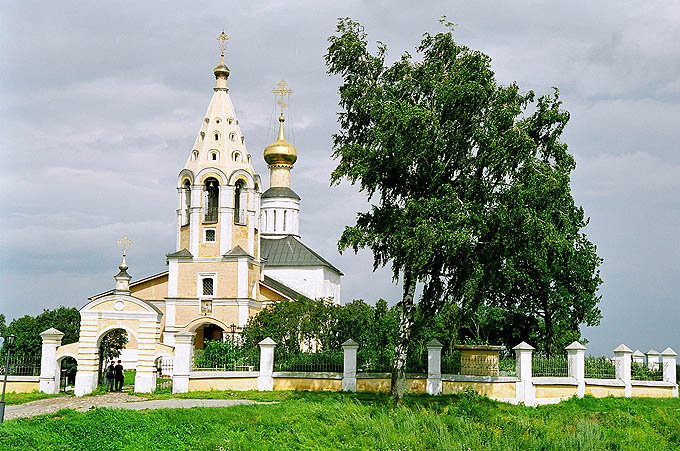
[391,271,417,402]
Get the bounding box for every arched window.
[234,179,246,224]
[184,180,191,224]
[191,150,199,161]
[214,131,220,141]
[204,177,219,223]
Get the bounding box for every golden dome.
[264,113,297,166]
[214,61,230,79]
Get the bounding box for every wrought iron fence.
[0,355,41,376]
[155,358,173,391]
[357,349,392,373]
[584,356,617,379]
[631,361,665,381]
[441,351,461,374]
[192,346,259,371]
[532,355,570,377]
[275,351,343,372]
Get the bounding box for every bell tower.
[164,31,263,346]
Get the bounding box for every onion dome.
[264,113,297,166]
[214,60,230,80]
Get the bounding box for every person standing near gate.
[114,359,124,391]
[105,361,115,392]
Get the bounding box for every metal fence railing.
[631,361,665,381]
[0,355,41,376]
[192,347,259,371]
[585,356,617,379]
[532,355,570,377]
[275,351,343,372]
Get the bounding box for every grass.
[2,391,67,406]
[1,390,679,450]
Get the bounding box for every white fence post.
[39,328,64,394]
[426,339,442,395]
[513,342,535,406]
[614,344,632,397]
[566,341,586,398]
[258,337,276,391]
[632,350,645,365]
[342,339,359,392]
[646,349,660,371]
[172,331,195,394]
[661,347,677,397]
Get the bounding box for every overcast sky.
[1,1,679,356]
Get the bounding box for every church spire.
[213,30,230,88]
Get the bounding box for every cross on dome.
[217,30,229,61]
[272,80,293,115]
[117,235,132,257]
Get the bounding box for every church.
[67,33,342,395]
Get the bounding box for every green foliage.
[584,356,616,379]
[325,17,603,363]
[0,307,80,359]
[631,362,664,381]
[99,329,128,361]
[193,340,259,371]
[2,393,679,450]
[532,354,569,377]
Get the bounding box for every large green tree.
[325,18,602,400]
[0,307,80,358]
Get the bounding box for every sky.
[1,1,679,357]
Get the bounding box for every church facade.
[66,36,342,396]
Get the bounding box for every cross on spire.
[117,235,132,257]
[272,80,293,114]
[217,30,229,61]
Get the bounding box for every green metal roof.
[261,187,300,200]
[223,245,252,258]
[262,275,309,301]
[261,236,343,275]
[166,248,193,258]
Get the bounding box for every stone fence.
[170,334,678,405]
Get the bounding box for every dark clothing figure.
[105,363,115,392]
[114,363,124,391]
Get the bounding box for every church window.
[227,117,233,124]
[202,277,214,296]
[233,151,241,162]
[214,131,220,141]
[184,180,191,224]
[204,178,219,223]
[200,132,205,141]
[234,180,246,224]
[205,228,216,242]
[229,132,236,142]
[273,210,277,231]
[215,117,221,124]
[283,210,287,231]
[204,118,209,126]
[241,136,245,144]
[191,150,199,161]
[209,150,219,161]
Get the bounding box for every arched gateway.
[73,253,165,396]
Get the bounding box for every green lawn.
[1,391,679,450]
[2,391,67,406]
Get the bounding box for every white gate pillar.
[566,341,586,398]
[258,337,276,391]
[426,339,442,395]
[342,339,359,392]
[172,332,195,393]
[614,344,633,397]
[513,342,535,406]
[661,347,677,398]
[39,328,64,394]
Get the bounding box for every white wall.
[264,265,341,302]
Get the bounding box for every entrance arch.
[74,293,163,396]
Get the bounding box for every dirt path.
[5,393,272,420]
